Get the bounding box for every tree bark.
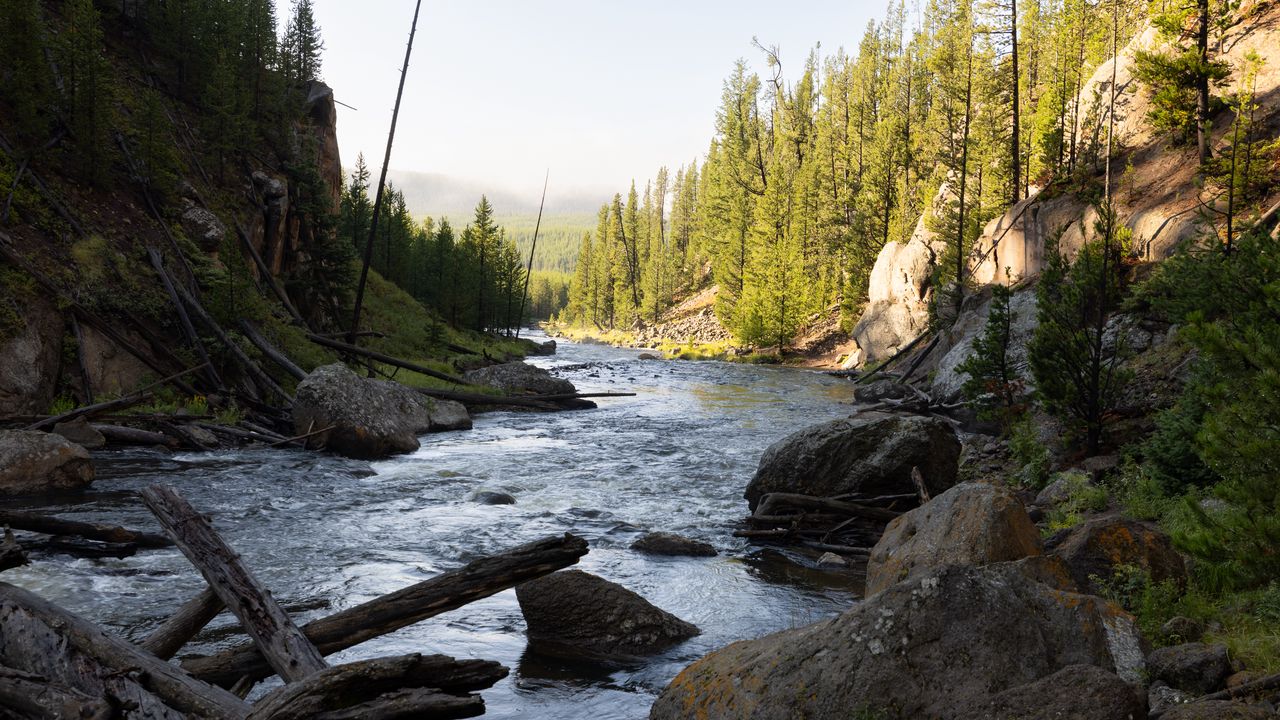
[0,665,113,720]
[141,587,225,660]
[246,653,506,720]
[1196,0,1212,164]
[239,320,307,381]
[184,533,589,687]
[0,510,171,548]
[141,485,328,683]
[0,582,250,718]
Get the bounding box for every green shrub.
[1044,472,1109,532]
[1009,415,1052,489]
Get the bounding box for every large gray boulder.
[463,362,574,396]
[1044,515,1187,595]
[650,560,1145,720]
[293,363,471,459]
[866,482,1043,595]
[1148,643,1233,696]
[0,430,94,496]
[745,412,961,511]
[517,570,698,660]
[954,665,1146,720]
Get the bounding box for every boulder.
[533,340,556,356]
[866,482,1043,595]
[51,418,106,450]
[1148,643,1233,696]
[1161,616,1206,644]
[463,362,575,396]
[953,665,1146,720]
[1149,683,1194,715]
[293,363,472,459]
[0,293,62,416]
[179,203,227,252]
[638,353,661,361]
[849,210,940,365]
[851,379,916,404]
[1034,472,1089,508]
[816,552,846,568]
[651,561,1145,720]
[1044,515,1187,595]
[516,570,698,659]
[630,532,716,558]
[745,412,961,511]
[469,490,516,505]
[1161,701,1276,720]
[0,430,95,496]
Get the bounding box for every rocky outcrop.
[953,665,1146,720]
[0,431,94,496]
[0,294,63,416]
[744,412,961,511]
[631,532,716,557]
[650,560,1145,720]
[293,363,471,459]
[1148,643,1233,696]
[79,324,152,399]
[866,482,1043,595]
[930,284,1039,402]
[179,202,227,252]
[463,362,575,396]
[516,570,698,659]
[1044,515,1187,595]
[632,306,733,348]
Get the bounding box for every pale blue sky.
[310,1,892,205]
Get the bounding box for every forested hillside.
[560,0,1266,353]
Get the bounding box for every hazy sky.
[310,1,889,205]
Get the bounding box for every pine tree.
[0,0,55,156]
[282,0,324,84]
[61,0,115,185]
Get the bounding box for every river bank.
[2,334,865,719]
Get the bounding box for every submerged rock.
[866,482,1042,595]
[469,490,516,505]
[650,560,1145,720]
[517,570,698,659]
[464,362,575,396]
[293,363,471,459]
[630,532,716,557]
[0,430,95,496]
[744,412,961,510]
[1044,515,1187,595]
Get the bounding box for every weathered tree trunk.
[1196,0,1211,164]
[140,485,328,683]
[93,423,176,447]
[0,582,250,718]
[148,246,224,389]
[141,587,225,660]
[246,653,507,720]
[184,533,589,687]
[0,510,172,548]
[306,334,469,386]
[0,665,113,720]
[239,320,307,381]
[18,535,137,559]
[24,362,208,431]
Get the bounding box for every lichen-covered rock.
[517,570,698,659]
[179,203,227,251]
[630,532,716,557]
[1044,515,1187,595]
[954,665,1146,720]
[650,561,1145,720]
[0,430,94,496]
[866,483,1043,595]
[1148,643,1233,696]
[293,363,471,459]
[463,362,575,396]
[744,412,961,511]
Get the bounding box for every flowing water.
[4,332,864,719]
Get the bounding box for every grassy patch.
[1043,472,1110,532]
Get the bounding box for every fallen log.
[19,535,137,559]
[148,246,223,389]
[195,422,276,444]
[0,528,28,572]
[302,687,484,720]
[0,510,171,548]
[233,220,311,331]
[0,665,113,720]
[184,532,589,687]
[25,363,209,431]
[800,541,873,556]
[306,334,470,386]
[141,486,328,683]
[0,582,250,718]
[93,423,175,447]
[239,320,307,382]
[414,386,626,410]
[754,493,901,523]
[246,653,507,720]
[269,424,334,448]
[141,587,225,660]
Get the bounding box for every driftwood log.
[141,587,225,660]
[0,510,171,548]
[0,665,113,720]
[0,582,250,718]
[18,535,138,559]
[93,423,176,447]
[185,532,589,687]
[141,485,328,683]
[245,654,507,720]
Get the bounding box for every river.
[4,332,863,719]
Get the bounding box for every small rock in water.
[638,353,661,360]
[52,418,106,450]
[469,490,516,505]
[816,552,846,568]
[631,531,716,557]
